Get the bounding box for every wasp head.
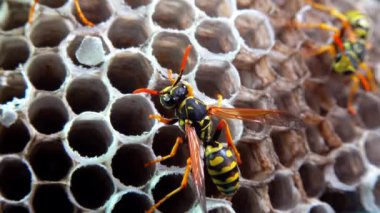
[159,82,191,109]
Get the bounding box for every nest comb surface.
[0,0,380,212]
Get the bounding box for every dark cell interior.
[1,1,29,31]
[152,0,195,30]
[333,149,366,185]
[72,0,112,25]
[124,0,152,9]
[112,192,152,213]
[268,173,298,210]
[39,0,67,8]
[0,120,30,154]
[0,37,29,70]
[2,204,29,213]
[299,162,325,197]
[32,184,75,213]
[30,16,70,47]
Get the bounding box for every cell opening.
[195,0,233,17]
[110,95,155,136]
[333,148,366,185]
[231,186,263,213]
[2,204,29,213]
[28,95,69,134]
[68,119,113,158]
[108,16,151,49]
[112,144,155,187]
[151,32,197,75]
[364,133,380,167]
[107,51,153,94]
[30,16,70,48]
[66,78,109,114]
[28,140,73,181]
[195,19,238,54]
[124,0,152,9]
[0,158,32,201]
[39,0,67,8]
[0,119,30,154]
[70,165,114,209]
[268,173,299,210]
[152,0,195,30]
[72,0,112,26]
[309,205,331,213]
[0,72,27,104]
[1,1,29,31]
[32,184,74,213]
[357,94,380,129]
[299,162,325,197]
[111,192,152,212]
[27,53,67,91]
[0,37,30,70]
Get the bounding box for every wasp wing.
[209,107,304,129]
[185,124,207,213]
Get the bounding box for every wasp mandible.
[292,0,377,114]
[134,45,304,213]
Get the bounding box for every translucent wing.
[209,107,304,129]
[185,124,207,213]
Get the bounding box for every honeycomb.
[0,0,380,212]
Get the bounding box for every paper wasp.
[292,0,377,114]
[133,45,303,212]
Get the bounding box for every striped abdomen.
[205,142,240,196]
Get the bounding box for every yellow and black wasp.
[134,45,304,213]
[293,0,377,114]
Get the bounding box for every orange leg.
[293,21,340,34]
[304,44,337,58]
[214,119,242,164]
[167,69,176,84]
[348,75,360,115]
[74,0,95,27]
[28,0,39,24]
[149,114,178,125]
[144,137,183,167]
[359,63,378,92]
[146,158,191,213]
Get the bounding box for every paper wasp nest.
[0,0,380,212]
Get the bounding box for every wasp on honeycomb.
[134,45,304,213]
[292,0,378,114]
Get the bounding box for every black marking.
[210,168,239,183]
[212,178,239,189]
[206,149,235,172]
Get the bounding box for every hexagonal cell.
[27,53,67,91]
[195,60,239,100]
[0,119,30,154]
[67,35,110,68]
[151,173,196,213]
[0,1,29,31]
[327,108,358,143]
[69,164,115,210]
[232,186,268,213]
[152,125,189,167]
[303,80,334,115]
[152,0,195,30]
[151,31,197,75]
[272,87,304,115]
[66,77,109,114]
[319,119,343,150]
[107,51,153,94]
[233,10,275,53]
[72,0,112,26]
[110,95,155,137]
[111,144,156,187]
[305,125,330,155]
[1,203,29,213]
[356,93,380,129]
[125,0,152,9]
[333,148,366,185]
[0,157,32,201]
[364,132,380,167]
[268,172,300,210]
[320,190,366,212]
[108,190,152,212]
[28,95,69,134]
[195,0,234,17]
[39,0,67,8]
[29,16,70,48]
[0,37,30,70]
[108,16,151,49]
[270,129,307,167]
[0,72,27,104]
[299,162,326,197]
[28,139,73,181]
[269,54,308,82]
[31,184,75,213]
[195,19,238,54]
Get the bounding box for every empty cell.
[195,60,239,99]
[68,118,113,158]
[70,165,114,209]
[28,95,69,134]
[269,173,300,210]
[28,140,73,181]
[0,119,30,154]
[327,108,357,142]
[32,184,74,213]
[269,56,307,82]
[66,78,109,114]
[111,191,152,212]
[151,173,195,213]
[195,0,233,17]
[152,126,189,167]
[234,11,274,51]
[195,19,238,54]
[232,186,266,213]
[303,80,334,116]
[365,133,380,167]
[357,94,380,129]
[152,0,194,30]
[2,204,29,213]
[0,72,27,105]
[112,144,155,187]
[320,190,366,212]
[0,158,32,201]
[110,95,155,136]
[107,51,153,94]
[72,0,112,26]
[333,148,366,185]
[151,32,197,75]
[39,0,67,8]
[27,53,67,91]
[124,0,152,9]
[108,16,151,49]
[0,1,29,31]
[29,16,70,48]
[0,37,30,70]
[305,126,330,155]
[299,162,326,197]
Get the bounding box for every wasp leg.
[149,114,178,125]
[144,137,183,167]
[292,21,340,34]
[217,94,223,107]
[146,158,191,213]
[167,69,176,84]
[356,72,371,91]
[348,75,360,115]
[213,119,242,164]
[304,44,336,58]
[74,0,95,27]
[28,0,39,24]
[359,63,378,92]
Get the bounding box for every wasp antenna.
[74,0,95,27]
[132,88,160,95]
[172,45,192,87]
[28,0,39,24]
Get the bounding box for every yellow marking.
[226,150,233,158]
[212,172,239,185]
[209,156,224,167]
[179,119,185,126]
[199,119,204,126]
[216,182,240,193]
[183,82,194,96]
[208,161,237,176]
[188,106,193,110]
[201,131,205,140]
[205,144,223,156]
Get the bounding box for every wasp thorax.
[159,83,189,109]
